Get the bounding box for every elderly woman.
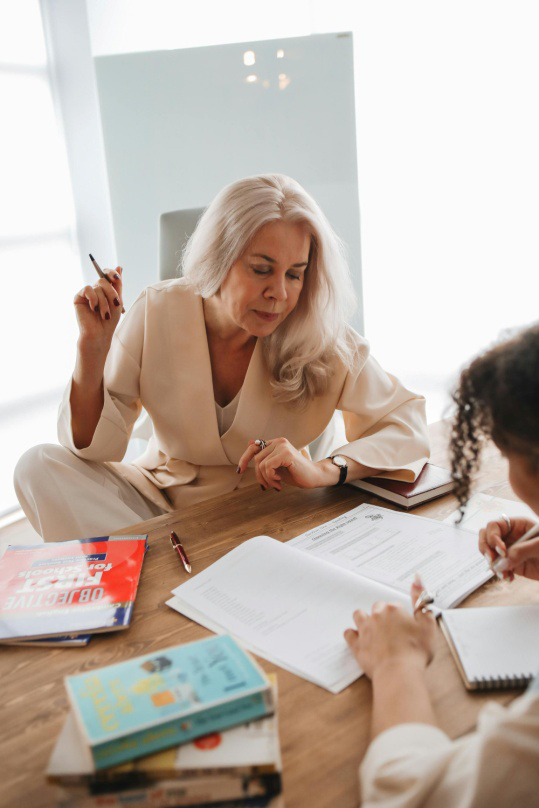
[15,174,429,541]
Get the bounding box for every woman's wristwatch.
[329,455,348,486]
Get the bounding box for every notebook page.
[169,535,410,693]
[441,605,539,682]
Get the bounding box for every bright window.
[0,0,81,516]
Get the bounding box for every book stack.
[0,535,148,647]
[47,635,282,807]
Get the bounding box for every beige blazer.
[58,280,430,512]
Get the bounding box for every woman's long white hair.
[182,174,358,406]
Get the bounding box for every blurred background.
[1,0,537,520]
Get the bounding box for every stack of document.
[167,504,492,693]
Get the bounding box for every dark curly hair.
[450,323,539,519]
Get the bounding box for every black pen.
[89,253,125,313]
[170,530,192,574]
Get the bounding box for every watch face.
[332,455,347,468]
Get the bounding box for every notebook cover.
[351,463,455,507]
[440,606,539,691]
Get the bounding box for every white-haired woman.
[15,174,429,541]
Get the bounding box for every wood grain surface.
[1,422,537,808]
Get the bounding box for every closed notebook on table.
[350,463,455,509]
[440,605,539,690]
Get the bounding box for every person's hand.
[343,578,436,680]
[74,266,123,355]
[479,517,539,581]
[237,437,332,491]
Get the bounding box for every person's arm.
[236,336,428,491]
[59,275,146,462]
[70,267,123,449]
[332,345,430,484]
[368,657,436,738]
[344,579,437,739]
[236,437,380,490]
[347,571,539,808]
[358,693,539,808]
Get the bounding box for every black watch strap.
[329,455,348,486]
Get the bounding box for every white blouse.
[215,389,241,437]
[359,679,539,808]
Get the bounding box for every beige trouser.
[14,444,166,542]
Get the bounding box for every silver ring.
[255,439,268,451]
[500,513,512,535]
[413,589,435,616]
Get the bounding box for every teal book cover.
[65,635,273,768]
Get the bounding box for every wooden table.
[2,422,538,808]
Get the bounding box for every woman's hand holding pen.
[70,262,124,450]
[479,517,539,581]
[74,265,123,352]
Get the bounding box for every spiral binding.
[475,673,532,690]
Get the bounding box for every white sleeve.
[360,693,539,808]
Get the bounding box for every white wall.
[93,33,364,332]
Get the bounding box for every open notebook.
[440,605,539,690]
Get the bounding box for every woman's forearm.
[370,658,438,739]
[70,340,108,449]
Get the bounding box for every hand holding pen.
[479,516,539,581]
[89,254,125,313]
[73,255,124,343]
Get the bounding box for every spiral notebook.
[440,605,539,690]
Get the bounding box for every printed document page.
[442,493,537,533]
[288,504,492,610]
[168,535,409,693]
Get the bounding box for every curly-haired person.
[345,323,539,808]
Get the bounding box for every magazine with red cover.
[0,535,148,643]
